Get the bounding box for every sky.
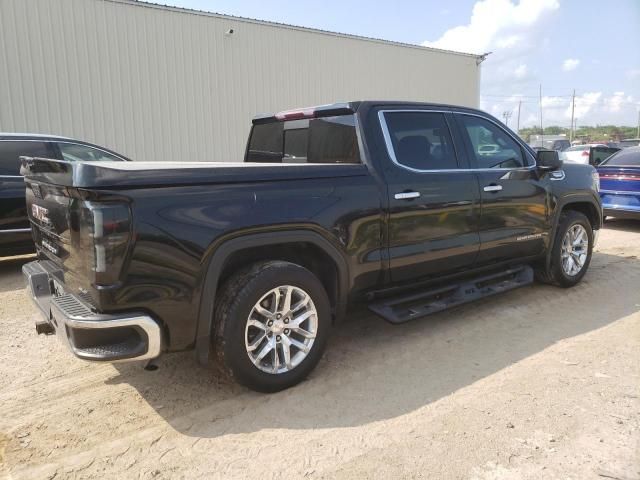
[155,0,640,128]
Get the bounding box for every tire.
[213,261,331,392]
[535,210,593,288]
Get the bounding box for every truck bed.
[20,157,368,188]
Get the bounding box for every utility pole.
[570,89,576,142]
[502,110,512,127]
[637,110,639,138]
[517,100,522,134]
[539,84,543,141]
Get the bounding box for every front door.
[379,110,481,283]
[453,113,550,265]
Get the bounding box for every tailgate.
[25,179,80,271]
[21,157,100,295]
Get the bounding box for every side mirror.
[536,149,563,171]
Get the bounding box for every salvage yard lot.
[1,222,638,480]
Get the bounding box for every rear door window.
[0,140,57,175]
[591,147,620,166]
[381,111,459,170]
[246,115,361,164]
[602,148,640,166]
[58,143,124,162]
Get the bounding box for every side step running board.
[369,265,534,324]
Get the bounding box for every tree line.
[518,125,637,142]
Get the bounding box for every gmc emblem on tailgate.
[32,204,50,225]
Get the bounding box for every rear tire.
[213,261,331,392]
[535,210,593,288]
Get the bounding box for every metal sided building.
[0,0,482,162]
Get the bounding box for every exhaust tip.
[35,320,55,335]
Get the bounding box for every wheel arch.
[194,230,349,364]
[544,195,602,271]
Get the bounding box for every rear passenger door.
[453,113,550,265]
[378,110,481,283]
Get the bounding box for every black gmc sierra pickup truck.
[21,101,602,392]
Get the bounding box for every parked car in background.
[528,136,570,152]
[560,144,619,166]
[619,138,640,148]
[0,133,129,256]
[597,146,640,220]
[545,139,571,151]
[529,138,571,152]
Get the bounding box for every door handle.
[394,191,421,200]
[483,185,503,192]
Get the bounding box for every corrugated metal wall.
[0,0,480,162]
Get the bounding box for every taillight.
[79,202,131,286]
[581,150,589,157]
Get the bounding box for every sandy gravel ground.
[1,220,638,480]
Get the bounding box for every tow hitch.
[35,320,55,335]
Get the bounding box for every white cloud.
[422,0,559,54]
[567,92,601,119]
[425,0,638,126]
[513,64,528,79]
[627,68,640,79]
[541,96,568,108]
[562,58,580,72]
[483,92,639,129]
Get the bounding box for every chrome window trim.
[0,175,24,179]
[0,138,127,162]
[378,109,536,174]
[0,139,55,143]
[56,141,127,162]
[0,228,31,234]
[599,189,640,195]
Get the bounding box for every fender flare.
[544,193,603,271]
[194,230,350,364]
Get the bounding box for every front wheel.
[213,261,331,392]
[535,210,593,287]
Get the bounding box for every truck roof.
[253,101,489,124]
[0,132,73,141]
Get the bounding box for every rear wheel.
[535,210,593,287]
[213,261,331,392]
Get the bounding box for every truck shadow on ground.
[0,255,34,294]
[107,250,638,438]
[602,218,640,233]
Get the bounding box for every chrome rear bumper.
[23,260,162,362]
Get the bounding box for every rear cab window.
[0,140,57,175]
[246,115,361,164]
